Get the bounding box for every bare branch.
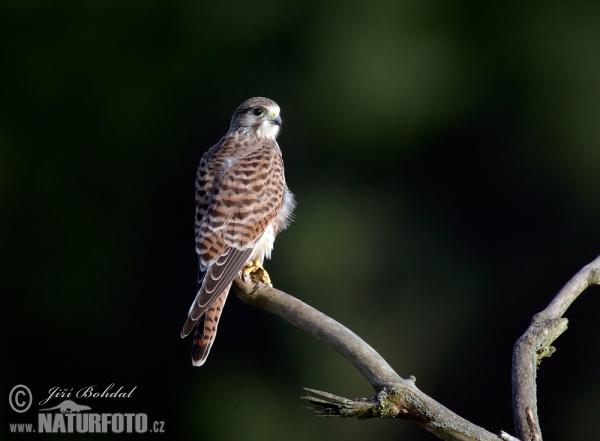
[544,256,600,317]
[512,255,600,441]
[526,408,541,441]
[230,257,599,440]
[302,388,378,419]
[499,431,522,441]
[232,278,401,388]
[232,277,506,441]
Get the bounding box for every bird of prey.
[181,97,295,366]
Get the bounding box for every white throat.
[256,120,280,139]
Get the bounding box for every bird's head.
[230,97,282,140]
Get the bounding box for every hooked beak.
[270,114,282,126]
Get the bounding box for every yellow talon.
[242,258,272,285]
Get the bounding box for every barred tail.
[191,288,229,366]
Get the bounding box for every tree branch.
[232,277,507,441]
[512,255,600,441]
[232,279,401,388]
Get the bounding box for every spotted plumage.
[181,97,295,366]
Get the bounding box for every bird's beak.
[270,114,282,126]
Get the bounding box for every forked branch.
[232,255,600,441]
[232,278,504,440]
[512,255,600,441]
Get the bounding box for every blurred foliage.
[3,1,600,440]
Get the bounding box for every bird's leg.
[241,258,272,286]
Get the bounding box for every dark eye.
[252,107,264,116]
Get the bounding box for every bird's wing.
[181,136,284,337]
[181,247,252,337]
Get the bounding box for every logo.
[40,399,91,413]
[9,384,32,413]
[8,384,166,435]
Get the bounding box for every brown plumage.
[181,97,295,366]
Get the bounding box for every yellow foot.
[242,259,272,285]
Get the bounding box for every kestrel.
[181,97,295,366]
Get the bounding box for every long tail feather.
[181,248,253,338]
[191,288,229,366]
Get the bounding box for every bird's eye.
[252,107,264,116]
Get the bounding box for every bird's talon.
[242,259,272,285]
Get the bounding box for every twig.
[302,388,377,418]
[526,408,541,441]
[511,255,600,441]
[499,431,522,441]
[232,277,503,441]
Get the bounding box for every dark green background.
[3,1,600,440]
